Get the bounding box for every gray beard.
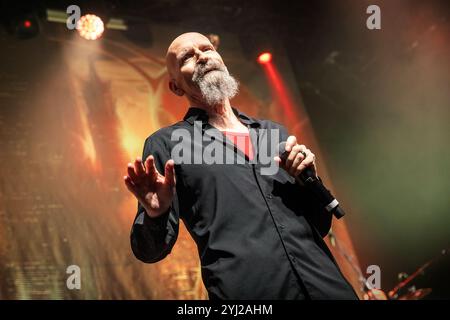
[192,62,239,106]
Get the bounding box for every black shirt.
[130,107,358,300]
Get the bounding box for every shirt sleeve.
[130,134,180,263]
[277,123,333,238]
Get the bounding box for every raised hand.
[124,155,176,218]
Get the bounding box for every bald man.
[125,32,358,300]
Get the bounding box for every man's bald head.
[164,32,238,107]
[165,32,212,78]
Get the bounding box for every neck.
[190,98,246,131]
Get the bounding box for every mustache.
[192,60,226,82]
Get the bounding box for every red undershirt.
[221,130,254,161]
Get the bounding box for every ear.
[169,79,184,97]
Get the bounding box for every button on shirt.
[130,107,358,300]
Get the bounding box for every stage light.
[8,14,40,39]
[257,52,272,64]
[76,14,104,40]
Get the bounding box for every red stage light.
[261,59,297,122]
[24,20,31,28]
[257,52,272,64]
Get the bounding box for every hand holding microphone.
[273,135,318,178]
[274,135,346,219]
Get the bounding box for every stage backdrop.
[0,21,362,299]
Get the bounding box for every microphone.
[277,141,346,219]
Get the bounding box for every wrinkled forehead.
[166,33,212,61]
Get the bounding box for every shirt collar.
[183,106,261,128]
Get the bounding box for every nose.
[194,47,208,64]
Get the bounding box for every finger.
[289,144,307,168]
[123,175,139,198]
[127,162,138,182]
[143,156,160,191]
[289,152,305,175]
[298,144,308,154]
[145,155,159,180]
[295,152,316,175]
[124,176,147,205]
[144,155,153,174]
[273,156,281,165]
[285,144,302,169]
[285,135,297,152]
[134,157,145,178]
[164,159,176,187]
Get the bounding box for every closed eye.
[181,53,193,64]
[180,46,214,65]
